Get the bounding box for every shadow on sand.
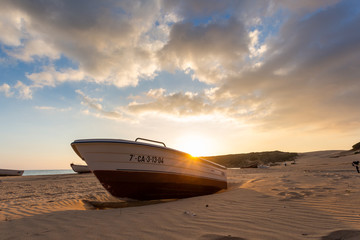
[321,230,360,240]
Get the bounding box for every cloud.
[75,87,270,125]
[129,89,216,117]
[216,0,360,130]
[26,66,85,88]
[34,106,72,112]
[0,83,13,97]
[1,81,35,99]
[133,0,360,131]
[1,0,359,133]
[35,106,56,111]
[158,18,249,84]
[274,0,342,12]
[76,89,126,120]
[14,81,32,99]
[7,38,60,62]
[0,0,269,88]
[0,0,164,87]
[0,6,24,46]
[162,0,271,25]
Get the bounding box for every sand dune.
[1,151,360,239]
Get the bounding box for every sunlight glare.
[175,134,213,157]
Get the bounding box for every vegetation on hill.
[352,142,360,151]
[203,151,298,168]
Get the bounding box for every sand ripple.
[0,173,111,220]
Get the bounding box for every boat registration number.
[129,154,164,164]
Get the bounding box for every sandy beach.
[1,150,360,239]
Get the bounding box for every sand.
[1,150,360,239]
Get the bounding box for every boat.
[0,169,24,176]
[70,163,91,173]
[71,138,227,200]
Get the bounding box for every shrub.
[203,151,298,168]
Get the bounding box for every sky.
[1,0,360,170]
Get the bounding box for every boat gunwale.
[71,138,227,170]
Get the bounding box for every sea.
[23,169,76,176]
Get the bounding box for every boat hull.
[71,139,227,200]
[94,170,226,200]
[70,163,91,173]
[0,169,24,176]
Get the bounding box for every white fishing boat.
[70,163,91,173]
[71,138,227,200]
[0,169,24,176]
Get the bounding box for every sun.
[175,134,214,157]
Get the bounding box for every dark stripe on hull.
[93,170,227,200]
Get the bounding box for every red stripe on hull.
[93,170,227,200]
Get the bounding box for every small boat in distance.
[70,163,91,173]
[71,138,227,200]
[0,168,24,176]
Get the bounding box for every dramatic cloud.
[0,0,164,88]
[158,19,249,84]
[1,0,359,132]
[126,87,270,124]
[217,0,360,130]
